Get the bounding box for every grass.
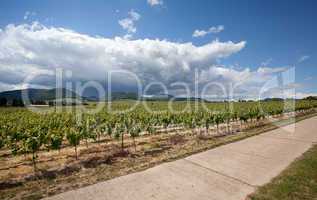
[248,144,317,200]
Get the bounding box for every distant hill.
[110,92,138,100]
[0,89,140,104]
[303,96,317,100]
[173,97,208,102]
[142,94,208,102]
[0,88,81,103]
[261,98,284,102]
[85,92,139,101]
[87,92,208,101]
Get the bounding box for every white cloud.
[129,10,141,21]
[208,26,225,33]
[23,11,36,20]
[147,0,163,6]
[0,22,246,93]
[298,55,310,63]
[192,30,208,38]
[256,67,286,75]
[119,18,136,33]
[123,34,133,40]
[1,22,307,99]
[118,10,141,36]
[192,25,224,38]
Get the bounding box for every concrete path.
[45,116,317,200]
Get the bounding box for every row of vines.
[0,100,316,171]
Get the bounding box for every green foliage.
[0,99,315,165]
[49,130,63,151]
[66,128,81,159]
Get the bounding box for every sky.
[0,0,316,99]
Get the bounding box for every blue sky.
[0,0,316,98]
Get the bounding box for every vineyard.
[0,100,317,199]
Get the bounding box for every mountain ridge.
[0,88,80,102]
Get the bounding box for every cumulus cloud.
[0,22,246,92]
[118,9,141,38]
[298,55,310,63]
[192,25,224,38]
[0,22,305,99]
[147,0,163,6]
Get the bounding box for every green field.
[1,100,316,162]
[0,100,317,199]
[249,145,317,200]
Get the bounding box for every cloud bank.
[0,22,303,99]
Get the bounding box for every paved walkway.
[46,116,317,200]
